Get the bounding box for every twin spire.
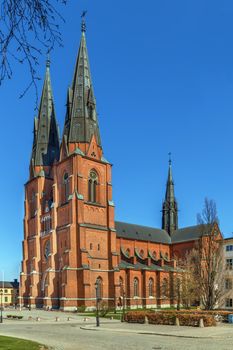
[30,58,60,171]
[30,16,101,176]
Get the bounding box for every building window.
[226,298,233,307]
[225,279,233,290]
[4,289,7,294]
[96,277,103,300]
[88,170,98,203]
[5,297,8,302]
[98,244,100,251]
[149,278,154,297]
[119,277,124,296]
[161,278,169,298]
[133,277,139,297]
[30,192,36,218]
[63,173,69,203]
[226,245,233,252]
[90,243,93,250]
[226,259,233,270]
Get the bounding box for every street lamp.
[0,289,3,323]
[95,283,100,327]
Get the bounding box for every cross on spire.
[81,10,87,33]
[168,152,172,166]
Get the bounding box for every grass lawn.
[0,335,47,350]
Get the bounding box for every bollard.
[83,317,87,322]
[28,316,32,321]
[55,317,60,322]
[145,316,149,325]
[67,317,70,321]
[175,317,180,326]
[36,317,40,322]
[199,318,204,328]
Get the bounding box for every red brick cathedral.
[21,20,204,310]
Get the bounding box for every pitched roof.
[115,221,216,245]
[0,281,19,289]
[171,224,207,243]
[115,221,171,244]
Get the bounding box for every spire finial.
[81,10,87,33]
[46,51,50,68]
[168,152,172,166]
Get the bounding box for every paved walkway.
[0,309,233,349]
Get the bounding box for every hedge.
[124,311,216,327]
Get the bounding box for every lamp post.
[0,289,3,323]
[95,283,100,327]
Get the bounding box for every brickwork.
[20,24,205,311]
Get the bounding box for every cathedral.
[20,20,210,310]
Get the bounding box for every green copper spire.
[162,154,178,235]
[63,17,101,150]
[31,59,60,169]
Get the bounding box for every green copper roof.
[31,61,60,167]
[62,29,102,149]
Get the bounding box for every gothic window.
[119,277,124,296]
[63,173,69,203]
[140,249,144,258]
[30,192,36,218]
[98,243,100,251]
[44,240,50,261]
[96,277,103,300]
[161,278,169,298]
[133,277,139,297]
[149,278,154,297]
[90,243,93,250]
[88,170,98,203]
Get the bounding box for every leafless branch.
[0,0,67,106]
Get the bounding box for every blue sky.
[1,0,233,280]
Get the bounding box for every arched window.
[161,278,169,298]
[152,251,157,260]
[95,277,103,300]
[133,277,139,297]
[63,173,69,203]
[140,249,144,258]
[119,277,124,296]
[149,278,154,297]
[30,192,36,218]
[88,170,98,203]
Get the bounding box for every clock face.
[44,240,50,261]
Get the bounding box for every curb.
[79,325,214,339]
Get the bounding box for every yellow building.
[0,280,19,307]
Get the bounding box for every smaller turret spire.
[162,154,178,235]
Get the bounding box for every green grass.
[0,335,47,350]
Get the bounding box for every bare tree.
[191,198,225,310]
[0,0,67,101]
[173,254,199,310]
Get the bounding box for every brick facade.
[20,23,207,311]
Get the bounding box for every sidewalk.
[80,321,233,339]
